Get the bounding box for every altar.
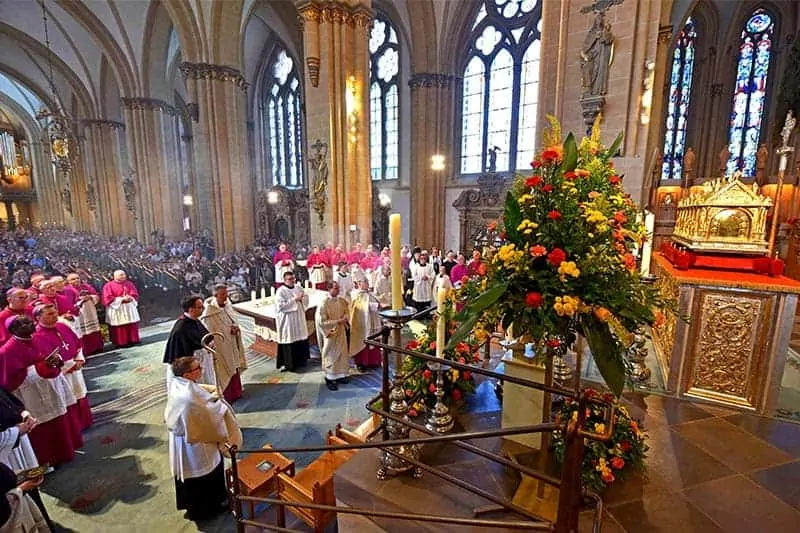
[233,289,328,357]
[651,253,800,414]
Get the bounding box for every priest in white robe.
[201,285,247,403]
[373,266,392,309]
[315,282,350,391]
[274,272,310,372]
[165,356,242,521]
[349,273,383,371]
[101,270,141,348]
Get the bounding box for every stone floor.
[36,318,800,533]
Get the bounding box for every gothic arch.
[159,0,205,63]
[438,0,482,73]
[142,3,177,99]
[211,0,245,66]
[405,0,439,72]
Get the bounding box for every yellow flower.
[516,220,539,235]
[558,261,581,281]
[518,193,534,205]
[451,369,460,381]
[554,295,580,317]
[594,423,606,434]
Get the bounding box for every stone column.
[121,98,185,242]
[82,120,135,236]
[3,201,15,230]
[408,74,456,248]
[299,0,373,248]
[180,63,253,253]
[28,141,64,227]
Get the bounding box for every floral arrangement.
[448,117,668,396]
[552,389,648,493]
[402,314,481,417]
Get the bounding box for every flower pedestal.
[501,354,547,451]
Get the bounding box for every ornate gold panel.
[684,289,773,408]
[651,264,679,380]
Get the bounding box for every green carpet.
[39,318,382,532]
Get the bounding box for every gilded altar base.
[651,254,800,413]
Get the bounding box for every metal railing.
[226,315,612,532]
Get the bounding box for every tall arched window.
[460,0,542,175]
[726,9,774,177]
[369,15,399,181]
[264,48,304,187]
[661,17,697,181]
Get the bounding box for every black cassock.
[163,316,210,364]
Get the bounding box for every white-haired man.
[101,270,141,348]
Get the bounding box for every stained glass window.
[726,9,774,177]
[460,0,542,175]
[265,48,304,187]
[660,17,697,181]
[369,15,399,180]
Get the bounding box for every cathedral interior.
[2,0,800,532]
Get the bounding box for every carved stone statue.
[122,169,137,218]
[486,146,500,173]
[780,110,796,148]
[756,143,768,182]
[683,147,696,178]
[86,182,97,211]
[309,139,329,226]
[580,11,614,98]
[60,187,72,215]
[719,144,731,176]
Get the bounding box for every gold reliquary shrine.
[671,175,771,255]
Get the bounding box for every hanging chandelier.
[35,0,75,171]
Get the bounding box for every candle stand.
[425,361,454,433]
[376,307,423,480]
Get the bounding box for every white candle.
[436,287,448,358]
[250,290,256,301]
[779,154,788,172]
[390,214,403,310]
[640,211,655,277]
[260,287,266,299]
[270,286,276,297]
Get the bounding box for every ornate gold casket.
[672,175,772,255]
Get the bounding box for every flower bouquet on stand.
[552,388,649,493]
[448,116,670,397]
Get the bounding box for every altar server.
[0,317,82,467]
[164,296,217,390]
[200,286,247,403]
[349,272,382,371]
[65,273,104,355]
[33,305,92,430]
[101,270,141,348]
[411,251,435,313]
[315,282,350,391]
[274,272,310,372]
[165,356,241,521]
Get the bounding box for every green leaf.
[503,192,522,243]
[607,132,624,158]
[563,133,578,171]
[448,282,509,350]
[581,317,626,397]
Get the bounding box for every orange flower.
[623,253,636,271]
[594,307,611,322]
[613,212,627,224]
[654,311,665,328]
[541,149,562,163]
[609,175,621,185]
[487,220,498,231]
[601,471,616,483]
[575,169,590,177]
[610,457,625,470]
[529,245,547,257]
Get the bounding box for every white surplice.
[411,262,435,303]
[274,285,308,344]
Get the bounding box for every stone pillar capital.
[297,1,372,28]
[81,119,125,130]
[121,97,177,115]
[179,62,249,92]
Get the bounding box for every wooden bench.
[335,413,381,444]
[275,435,357,532]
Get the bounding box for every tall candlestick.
[436,288,448,358]
[390,214,403,310]
[769,110,796,257]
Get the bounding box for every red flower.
[613,230,625,242]
[525,176,542,187]
[429,341,436,351]
[405,389,414,397]
[601,471,615,483]
[461,275,469,284]
[547,210,562,220]
[529,245,547,257]
[610,457,625,470]
[525,291,543,308]
[542,184,553,193]
[609,175,621,185]
[623,253,636,270]
[613,211,627,224]
[546,338,561,348]
[541,149,560,162]
[462,371,472,380]
[456,342,470,354]
[531,160,542,169]
[458,357,466,364]
[428,383,437,393]
[477,264,487,276]
[451,388,462,401]
[422,369,432,380]
[408,408,418,418]
[619,441,632,453]
[564,171,577,181]
[406,340,419,350]
[547,248,566,266]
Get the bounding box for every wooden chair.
[275,436,356,532]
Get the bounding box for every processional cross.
[767,110,796,257]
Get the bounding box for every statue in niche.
[580,11,614,98]
[61,187,72,215]
[756,143,768,182]
[683,147,696,178]
[719,145,730,176]
[486,146,500,173]
[122,168,137,218]
[309,139,329,226]
[86,183,97,211]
